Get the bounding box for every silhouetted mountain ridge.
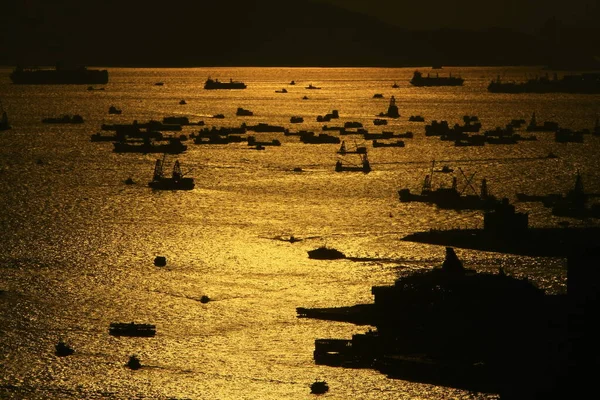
[0,0,595,67]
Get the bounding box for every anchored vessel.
[488,73,600,94]
[204,78,246,89]
[409,70,463,87]
[10,65,108,84]
[109,322,156,337]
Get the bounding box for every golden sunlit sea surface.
[0,66,598,399]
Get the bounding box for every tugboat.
[310,380,329,394]
[148,156,195,190]
[55,340,75,357]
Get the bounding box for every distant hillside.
[0,0,595,68]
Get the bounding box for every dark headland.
[1,0,598,68]
[298,246,600,398]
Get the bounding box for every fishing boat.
[398,161,500,210]
[335,152,371,173]
[337,141,367,155]
[109,322,156,337]
[148,157,194,190]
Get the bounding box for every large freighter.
[9,64,109,84]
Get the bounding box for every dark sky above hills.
[1,0,598,67]
[319,0,598,31]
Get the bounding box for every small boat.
[289,80,296,85]
[310,380,329,394]
[392,82,399,88]
[372,139,405,148]
[275,88,288,93]
[108,105,122,115]
[124,177,135,185]
[373,118,388,126]
[148,157,194,190]
[435,165,453,173]
[179,99,187,105]
[306,84,321,89]
[154,82,164,86]
[373,93,384,98]
[409,115,425,122]
[55,340,75,357]
[0,101,11,131]
[308,246,345,260]
[87,86,105,91]
[236,107,253,116]
[212,114,225,119]
[154,256,166,266]
[290,116,304,123]
[109,322,156,337]
[126,355,142,370]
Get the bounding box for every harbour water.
[1,66,598,399]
